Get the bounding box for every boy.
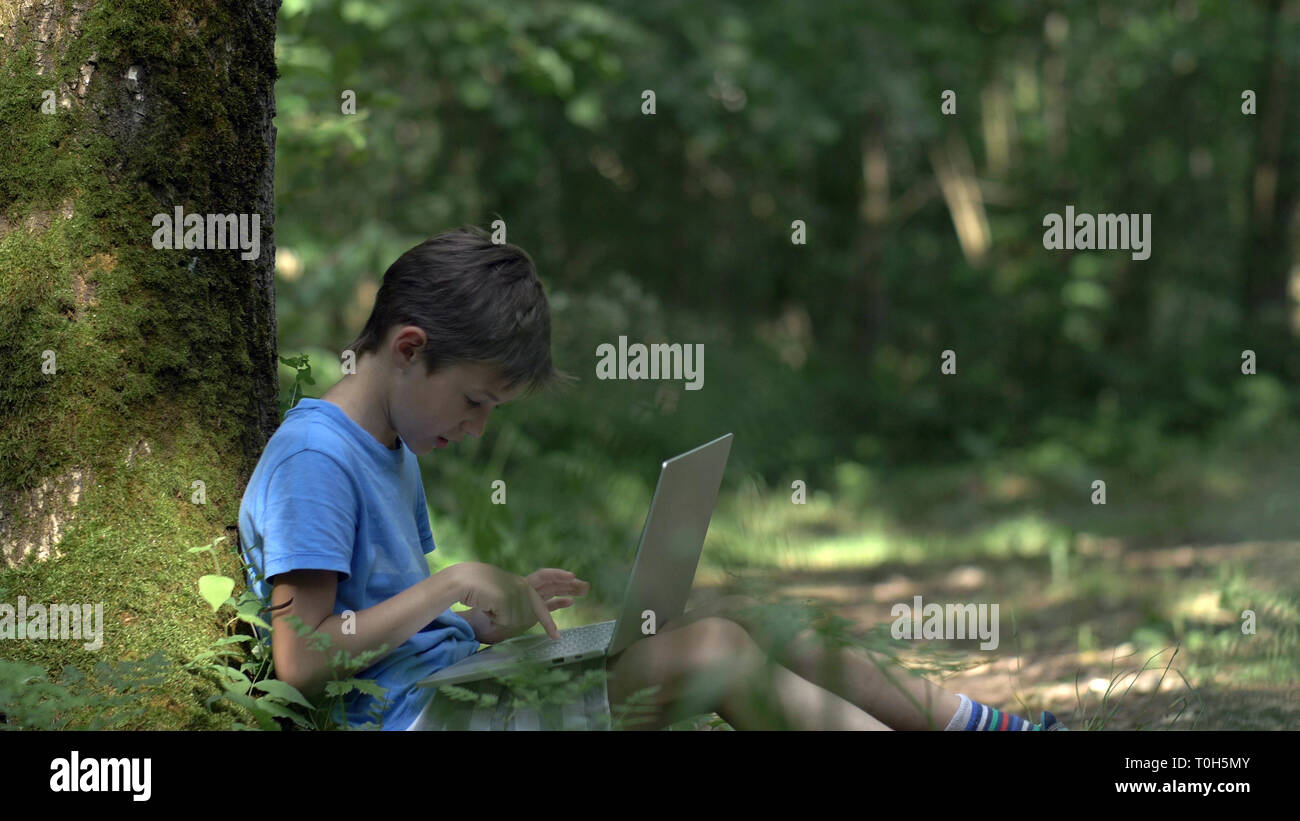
[238,225,1068,731]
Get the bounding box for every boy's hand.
[452,562,560,641]
[457,567,590,644]
[525,568,591,613]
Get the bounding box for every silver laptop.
[417,433,733,688]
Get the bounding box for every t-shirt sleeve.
[414,484,436,556]
[260,449,358,584]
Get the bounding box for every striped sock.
[943,693,1041,731]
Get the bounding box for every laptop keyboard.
[513,620,616,661]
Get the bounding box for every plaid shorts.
[405,657,612,731]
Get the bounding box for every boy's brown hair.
[347,225,571,395]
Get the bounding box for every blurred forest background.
[270,0,1299,728]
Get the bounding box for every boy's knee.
[677,617,760,671]
[657,617,763,706]
[610,617,762,726]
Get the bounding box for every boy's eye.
[465,396,482,409]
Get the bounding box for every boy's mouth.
[435,436,449,449]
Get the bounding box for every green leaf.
[215,690,281,731]
[235,609,272,631]
[436,684,481,702]
[323,679,357,697]
[191,648,244,663]
[250,678,317,710]
[348,678,389,699]
[252,697,313,728]
[211,665,253,689]
[199,575,236,611]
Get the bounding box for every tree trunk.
[1241,0,1297,346]
[852,114,888,361]
[0,0,278,726]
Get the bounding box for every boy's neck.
[320,370,401,450]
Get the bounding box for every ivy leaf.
[199,575,236,611]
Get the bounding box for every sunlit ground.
[429,425,1300,730]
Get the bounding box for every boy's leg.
[605,616,891,731]
[666,596,961,731]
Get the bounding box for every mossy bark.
[0,0,280,728]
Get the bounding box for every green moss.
[1,0,275,489]
[0,412,250,729]
[0,0,279,728]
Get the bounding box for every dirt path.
[691,540,1300,730]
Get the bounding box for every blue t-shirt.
[237,398,479,730]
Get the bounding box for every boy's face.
[387,329,523,455]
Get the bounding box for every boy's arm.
[271,565,468,698]
[272,562,558,696]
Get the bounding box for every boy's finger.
[528,574,587,601]
[532,581,563,598]
[546,598,574,611]
[528,589,560,639]
[537,577,587,597]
